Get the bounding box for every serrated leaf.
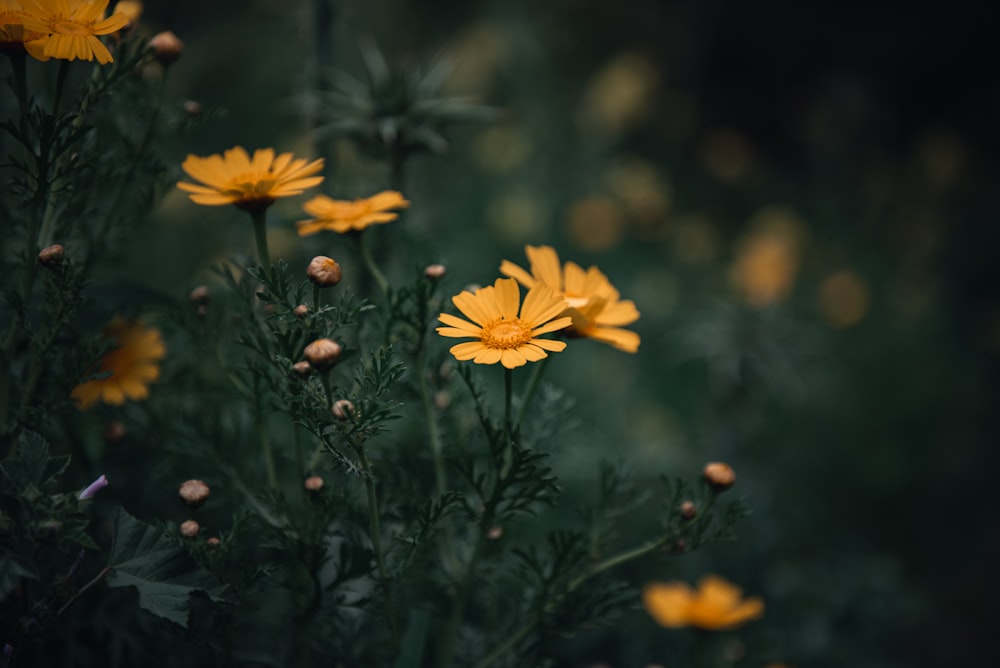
[105,507,222,627]
[0,431,71,495]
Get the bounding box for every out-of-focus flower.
[78,474,108,500]
[71,318,166,409]
[703,462,736,491]
[306,256,343,287]
[37,243,64,268]
[147,29,182,65]
[578,52,658,135]
[643,575,764,630]
[564,196,626,252]
[436,277,571,369]
[501,245,640,353]
[424,263,446,280]
[730,206,807,307]
[112,1,142,23]
[819,270,869,328]
[177,147,324,213]
[20,0,130,64]
[179,520,200,538]
[304,476,324,491]
[296,191,409,236]
[178,480,210,507]
[331,399,355,420]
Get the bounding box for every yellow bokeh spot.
[730,206,807,307]
[670,214,720,264]
[819,271,869,328]
[605,157,672,237]
[474,125,532,172]
[564,196,626,252]
[578,52,659,135]
[700,128,754,184]
[486,193,547,242]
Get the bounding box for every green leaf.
[0,431,71,496]
[0,556,39,602]
[105,507,222,628]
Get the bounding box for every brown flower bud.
[680,500,697,520]
[103,420,126,445]
[178,479,210,507]
[303,338,342,371]
[331,399,355,420]
[306,256,343,287]
[291,361,313,377]
[206,536,221,548]
[424,263,446,280]
[294,304,309,318]
[38,244,64,268]
[189,285,209,306]
[487,526,503,540]
[183,99,202,117]
[304,475,324,492]
[703,462,736,491]
[179,520,200,538]
[148,30,183,65]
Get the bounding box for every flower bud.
[206,536,221,548]
[424,263,446,280]
[306,256,343,287]
[179,520,200,538]
[303,338,342,371]
[487,526,503,540]
[78,474,108,500]
[703,462,736,491]
[148,30,183,65]
[294,304,309,318]
[291,361,313,377]
[104,420,126,444]
[183,99,202,117]
[680,500,696,520]
[331,399,355,420]
[38,244,64,268]
[189,285,209,306]
[304,476,324,492]
[178,479,210,507]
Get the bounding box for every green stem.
[56,566,109,618]
[52,60,70,115]
[514,355,550,430]
[357,230,389,297]
[501,368,514,476]
[10,51,28,120]
[249,209,272,277]
[356,444,399,646]
[417,349,446,498]
[255,394,277,490]
[312,284,321,310]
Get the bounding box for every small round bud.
[306,256,343,287]
[183,99,202,117]
[303,338,342,371]
[331,399,356,421]
[487,526,503,540]
[294,304,309,318]
[178,479,210,507]
[206,536,221,548]
[148,30,184,65]
[104,420,126,444]
[189,285,209,306]
[38,244,64,268]
[434,391,451,410]
[179,520,200,538]
[680,500,697,520]
[703,462,736,491]
[291,361,313,377]
[304,476,324,492]
[424,263,446,280]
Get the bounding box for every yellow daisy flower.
[19,0,130,64]
[500,245,641,353]
[642,575,764,630]
[296,190,410,236]
[177,146,324,213]
[436,277,572,369]
[0,1,43,54]
[70,318,166,410]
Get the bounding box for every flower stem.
[249,209,272,277]
[56,566,110,618]
[514,355,551,430]
[417,348,447,498]
[502,368,514,475]
[357,230,389,297]
[355,444,400,646]
[255,392,277,490]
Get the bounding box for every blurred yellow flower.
[177,147,324,213]
[0,1,43,54]
[500,245,640,353]
[436,277,571,369]
[20,0,130,64]
[71,318,166,410]
[819,270,869,328]
[296,190,409,236]
[730,206,806,307]
[112,0,141,23]
[643,575,764,630]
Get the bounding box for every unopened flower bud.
[183,99,202,117]
[434,391,451,410]
[487,526,503,540]
[178,479,210,507]
[306,256,343,287]
[206,536,221,548]
[424,263,446,280]
[189,285,209,306]
[294,304,309,318]
[179,520,200,538]
[680,500,697,520]
[331,399,355,420]
[703,462,736,491]
[38,244,64,268]
[291,361,313,377]
[104,420,126,444]
[304,475,324,491]
[78,474,108,500]
[303,338,342,371]
[148,30,183,65]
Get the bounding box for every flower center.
[54,20,91,35]
[481,318,532,349]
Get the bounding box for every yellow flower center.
[482,318,532,349]
[54,20,91,35]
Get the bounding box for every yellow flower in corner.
[436,277,572,369]
[71,318,166,409]
[296,190,409,236]
[0,1,42,54]
[177,146,324,213]
[500,245,641,353]
[643,575,764,630]
[19,0,130,64]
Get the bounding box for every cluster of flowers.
[0,0,136,64]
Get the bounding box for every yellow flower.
[19,0,130,64]
[500,245,640,353]
[177,147,324,213]
[70,318,166,409]
[296,190,409,236]
[0,1,43,54]
[643,575,764,630]
[436,277,572,369]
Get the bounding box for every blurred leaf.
[0,431,70,497]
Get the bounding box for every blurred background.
[125,0,999,665]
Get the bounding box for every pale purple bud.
[78,475,109,500]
